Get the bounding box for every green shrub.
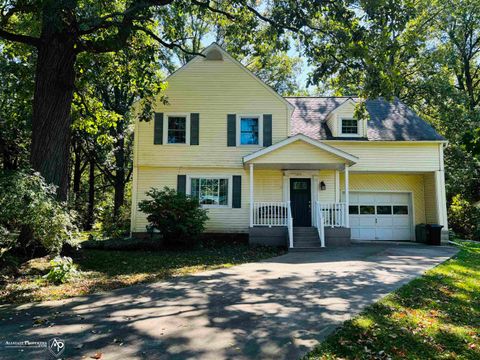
[99,204,131,239]
[448,194,480,241]
[43,256,78,285]
[0,170,79,256]
[138,187,209,248]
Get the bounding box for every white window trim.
[338,116,362,137]
[237,114,263,147]
[186,175,233,209]
[163,113,191,145]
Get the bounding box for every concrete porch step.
[293,227,317,233]
[289,246,325,252]
[293,242,323,248]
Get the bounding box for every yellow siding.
[254,170,284,202]
[136,56,290,168]
[340,173,426,224]
[424,172,439,223]
[319,170,336,203]
[330,142,441,172]
[133,167,250,233]
[251,140,345,164]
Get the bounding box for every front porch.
[242,134,449,250]
[244,135,358,250]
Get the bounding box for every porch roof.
[243,134,358,170]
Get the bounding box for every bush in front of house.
[0,170,79,257]
[138,187,209,248]
[448,194,480,241]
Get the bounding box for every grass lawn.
[0,243,285,304]
[305,241,480,360]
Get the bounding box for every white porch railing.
[287,201,293,248]
[315,201,325,247]
[252,202,289,226]
[319,202,347,228]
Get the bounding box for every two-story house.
[130,43,448,249]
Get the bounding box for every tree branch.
[132,26,205,58]
[0,28,39,46]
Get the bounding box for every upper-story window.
[341,118,359,135]
[240,117,259,145]
[167,116,187,143]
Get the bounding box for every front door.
[290,178,312,227]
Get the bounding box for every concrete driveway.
[0,244,457,360]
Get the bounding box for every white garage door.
[348,192,413,241]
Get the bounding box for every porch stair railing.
[315,201,326,247]
[287,201,293,248]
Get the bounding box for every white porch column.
[344,165,350,228]
[249,163,254,227]
[435,170,448,229]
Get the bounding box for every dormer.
[326,98,367,138]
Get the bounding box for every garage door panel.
[359,228,376,239]
[393,228,411,240]
[358,193,373,203]
[391,193,409,204]
[349,192,412,241]
[359,216,376,226]
[376,228,393,240]
[376,217,393,226]
[350,217,361,226]
[393,217,410,226]
[374,193,392,204]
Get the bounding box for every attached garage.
[348,192,413,241]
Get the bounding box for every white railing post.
[249,163,254,227]
[287,201,293,248]
[345,165,350,228]
[315,201,325,247]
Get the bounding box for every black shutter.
[227,114,236,147]
[154,112,163,144]
[263,114,272,147]
[177,175,186,194]
[190,113,199,145]
[232,175,241,208]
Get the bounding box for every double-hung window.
[190,177,229,207]
[167,116,187,144]
[240,117,259,145]
[341,118,359,135]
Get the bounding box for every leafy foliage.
[448,194,480,241]
[138,187,208,248]
[0,170,79,256]
[99,201,131,239]
[43,256,78,285]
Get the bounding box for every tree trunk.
[30,34,77,200]
[113,121,126,218]
[72,140,83,202]
[85,157,95,230]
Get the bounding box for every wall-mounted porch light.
[320,181,326,191]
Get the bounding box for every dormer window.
[341,118,359,135]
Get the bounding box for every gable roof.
[243,134,358,164]
[286,97,445,141]
[168,43,295,113]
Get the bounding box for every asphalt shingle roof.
[285,97,445,141]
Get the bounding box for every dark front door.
[290,178,312,227]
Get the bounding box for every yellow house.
[130,43,448,249]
